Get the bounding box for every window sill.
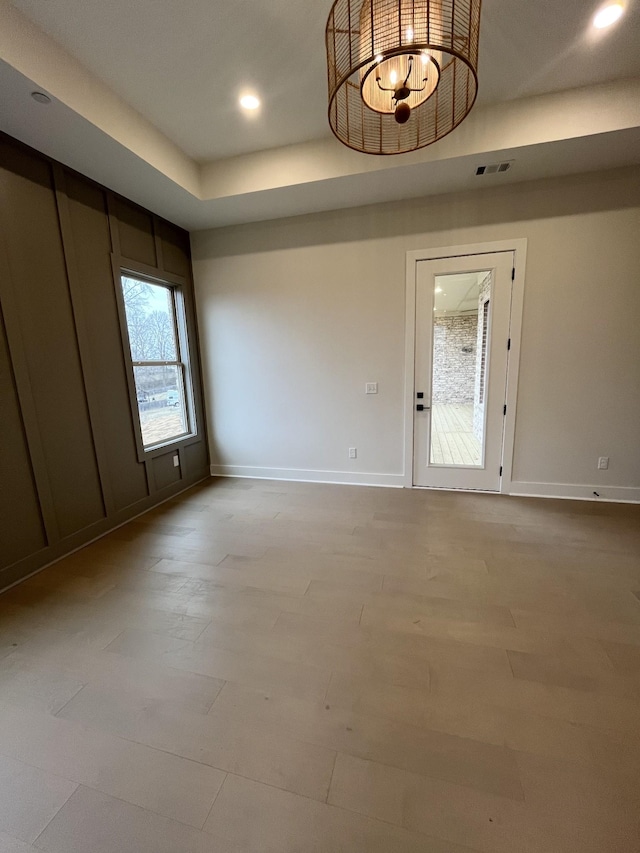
[136,430,200,463]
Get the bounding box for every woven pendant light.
[326,0,481,154]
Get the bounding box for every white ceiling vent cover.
[476,161,513,176]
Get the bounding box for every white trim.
[404,239,527,494]
[500,241,527,495]
[210,464,404,488]
[210,469,640,503]
[509,481,640,503]
[402,253,417,488]
[405,239,527,267]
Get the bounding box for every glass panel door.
[413,251,514,491]
[429,270,492,467]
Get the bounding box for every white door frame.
[403,239,527,493]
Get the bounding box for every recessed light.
[239,94,260,110]
[31,91,51,105]
[593,3,624,28]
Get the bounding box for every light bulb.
[390,69,398,85]
[421,52,431,65]
[375,54,383,64]
[593,3,624,28]
[406,26,414,41]
[239,94,260,110]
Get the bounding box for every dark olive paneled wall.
[63,172,149,511]
[0,133,209,591]
[0,304,47,566]
[1,143,105,539]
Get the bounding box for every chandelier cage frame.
[326,0,482,155]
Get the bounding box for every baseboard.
[209,467,640,502]
[210,464,405,488]
[508,480,640,503]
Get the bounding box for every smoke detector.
[31,91,51,105]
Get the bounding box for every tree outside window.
[120,275,194,449]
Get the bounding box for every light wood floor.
[1,479,639,853]
[431,402,482,466]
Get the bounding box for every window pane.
[133,365,188,447]
[121,277,178,362]
[429,270,491,467]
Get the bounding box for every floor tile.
[430,662,640,739]
[603,639,640,672]
[0,700,225,827]
[10,644,224,716]
[163,642,332,703]
[328,752,529,852]
[0,830,38,852]
[325,670,429,726]
[204,773,475,853]
[57,685,336,802]
[0,753,76,844]
[507,648,640,699]
[0,652,84,714]
[34,786,239,853]
[209,682,523,799]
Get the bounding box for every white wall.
[192,165,640,500]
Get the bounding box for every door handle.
[416,404,431,411]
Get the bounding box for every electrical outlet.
[597,456,609,470]
[173,454,180,468]
[348,447,357,459]
[365,382,378,394]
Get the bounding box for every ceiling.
[1,0,640,229]
[434,273,486,317]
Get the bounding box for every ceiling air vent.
[476,161,513,176]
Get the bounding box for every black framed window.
[119,273,195,450]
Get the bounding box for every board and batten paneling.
[0,132,209,591]
[0,140,105,539]
[62,171,149,511]
[111,195,158,268]
[0,302,47,570]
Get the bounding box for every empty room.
[1,1,640,851]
